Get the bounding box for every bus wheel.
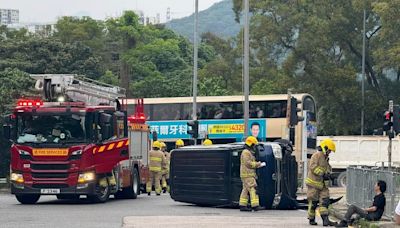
[122,168,139,199]
[337,172,347,187]
[15,194,40,204]
[89,178,110,203]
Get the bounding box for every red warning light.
[17,99,43,107]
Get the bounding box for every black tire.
[56,195,80,200]
[15,194,40,204]
[117,168,139,199]
[89,178,110,203]
[337,172,347,187]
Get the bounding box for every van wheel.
[337,172,347,187]
[15,194,40,204]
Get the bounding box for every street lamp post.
[243,0,250,138]
[361,9,366,136]
[192,0,199,144]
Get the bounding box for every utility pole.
[192,0,199,145]
[243,0,250,138]
[388,100,393,170]
[361,9,366,136]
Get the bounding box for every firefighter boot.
[308,218,317,226]
[162,187,167,193]
[321,215,337,227]
[147,192,151,196]
[239,206,252,212]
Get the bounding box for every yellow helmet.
[320,139,336,153]
[175,139,184,147]
[245,136,259,147]
[152,141,161,149]
[160,142,166,148]
[203,139,212,146]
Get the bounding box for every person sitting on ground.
[336,180,386,227]
[395,200,400,225]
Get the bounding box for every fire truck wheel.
[116,168,139,199]
[126,168,139,199]
[15,194,40,204]
[89,177,110,203]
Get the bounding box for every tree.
[0,37,103,79]
[231,0,398,135]
[0,68,34,177]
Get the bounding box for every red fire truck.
[3,74,150,204]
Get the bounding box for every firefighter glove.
[259,162,266,168]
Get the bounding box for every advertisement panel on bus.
[147,119,267,141]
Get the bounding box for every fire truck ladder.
[30,74,126,106]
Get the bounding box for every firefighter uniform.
[160,142,170,192]
[146,141,166,195]
[306,139,336,226]
[239,136,265,211]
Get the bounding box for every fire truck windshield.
[16,113,87,144]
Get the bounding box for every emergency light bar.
[17,99,43,107]
[128,113,146,124]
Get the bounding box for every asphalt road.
[0,193,310,228]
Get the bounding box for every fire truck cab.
[3,74,150,204]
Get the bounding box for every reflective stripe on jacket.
[149,149,166,173]
[306,151,331,190]
[240,149,260,178]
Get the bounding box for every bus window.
[144,104,151,120]
[197,103,217,119]
[182,103,192,120]
[303,97,316,121]
[250,101,268,118]
[152,104,181,120]
[267,102,286,118]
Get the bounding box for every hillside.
[166,0,241,41]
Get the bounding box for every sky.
[0,0,223,23]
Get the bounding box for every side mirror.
[3,125,11,140]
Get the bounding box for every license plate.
[33,149,68,156]
[40,189,60,194]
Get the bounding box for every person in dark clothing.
[336,180,386,227]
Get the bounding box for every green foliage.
[166,0,241,41]
[99,70,119,85]
[2,1,400,138]
[0,68,34,177]
[54,16,105,51]
[230,0,400,135]
[0,37,103,79]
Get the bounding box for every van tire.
[337,172,347,187]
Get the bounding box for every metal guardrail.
[347,166,400,219]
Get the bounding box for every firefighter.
[239,136,266,212]
[146,141,166,196]
[202,139,213,146]
[175,139,184,148]
[306,139,337,226]
[160,142,170,193]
